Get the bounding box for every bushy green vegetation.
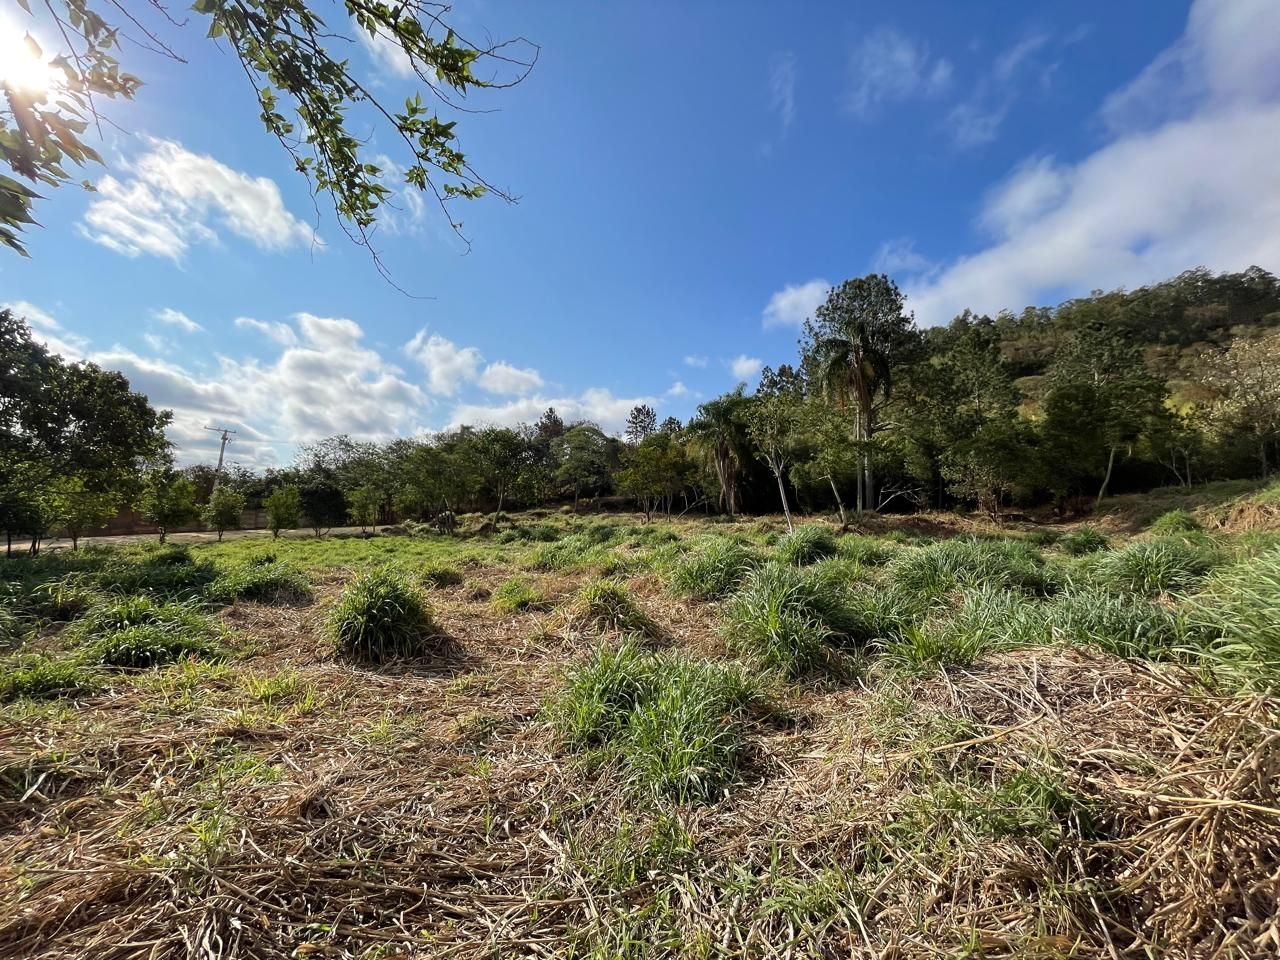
[1086,537,1219,595]
[774,524,839,566]
[1148,508,1202,535]
[421,562,464,588]
[207,559,313,604]
[329,568,440,662]
[1185,547,1280,686]
[1059,528,1110,556]
[0,655,97,701]
[888,538,1058,598]
[546,642,764,802]
[667,537,758,600]
[87,624,221,669]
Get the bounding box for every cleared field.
[2,512,1278,958]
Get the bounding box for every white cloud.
[2,299,88,359]
[235,316,299,347]
[1101,0,1280,134]
[845,27,951,118]
[769,52,797,133]
[478,361,545,396]
[153,307,202,333]
[448,388,658,435]
[666,381,688,398]
[353,17,415,79]
[80,137,314,260]
[906,0,1280,326]
[872,238,936,277]
[730,355,764,380]
[404,329,483,395]
[143,333,174,354]
[763,279,829,328]
[944,33,1050,149]
[683,354,709,368]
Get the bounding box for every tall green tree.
[264,485,302,539]
[553,424,612,511]
[803,275,921,514]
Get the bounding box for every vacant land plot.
[2,512,1278,958]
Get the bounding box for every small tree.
[746,389,802,532]
[301,478,347,537]
[347,484,380,533]
[136,468,199,543]
[48,476,119,549]
[264,485,302,539]
[201,485,246,542]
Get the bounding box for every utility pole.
[204,426,237,486]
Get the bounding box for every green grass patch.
[1086,537,1218,596]
[421,562,464,588]
[568,579,657,635]
[546,642,764,802]
[1183,547,1280,687]
[1044,588,1183,659]
[887,538,1058,598]
[667,537,758,600]
[1147,508,1202,535]
[329,568,441,662]
[207,560,313,604]
[87,624,222,669]
[1058,528,1109,556]
[774,524,839,566]
[883,586,1045,673]
[0,655,98,702]
[490,577,548,613]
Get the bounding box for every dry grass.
[2,516,1277,959]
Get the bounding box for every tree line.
[3,264,1279,548]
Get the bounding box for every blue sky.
[4,0,1279,468]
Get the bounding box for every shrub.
[668,538,757,600]
[491,577,547,613]
[88,624,221,669]
[887,538,1058,597]
[1183,548,1280,687]
[546,643,763,802]
[1044,588,1182,659]
[329,569,440,662]
[0,656,97,701]
[1088,538,1218,596]
[569,579,656,635]
[207,560,313,604]
[1059,528,1109,556]
[1147,508,1202,536]
[775,525,839,566]
[421,563,464,588]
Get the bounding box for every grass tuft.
[775,525,839,566]
[0,655,98,701]
[1058,528,1109,556]
[421,563,464,588]
[1087,537,1218,596]
[88,624,222,669]
[1147,508,1202,536]
[329,568,440,662]
[546,642,764,802]
[667,538,757,600]
[1183,547,1280,686]
[882,586,1043,673]
[569,579,657,635]
[491,577,548,613]
[207,560,313,604]
[887,538,1058,598]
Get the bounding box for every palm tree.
[687,387,751,518]
[804,276,917,514]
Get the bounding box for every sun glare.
[0,19,57,97]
